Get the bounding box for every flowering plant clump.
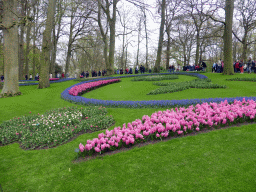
[19,78,76,86]
[0,106,114,149]
[148,79,226,95]
[132,75,178,81]
[49,78,60,81]
[226,77,256,82]
[68,79,121,96]
[78,98,256,157]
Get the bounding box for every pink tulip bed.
[49,78,60,81]
[69,79,121,96]
[78,98,256,157]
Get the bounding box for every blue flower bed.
[19,78,76,86]
[60,72,256,108]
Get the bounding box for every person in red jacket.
[235,60,240,73]
[239,60,244,74]
[62,73,65,78]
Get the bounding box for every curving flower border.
[78,98,256,155]
[19,78,76,86]
[61,72,256,108]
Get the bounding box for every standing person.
[25,74,28,80]
[29,74,32,80]
[1,75,4,81]
[140,65,143,74]
[247,57,252,74]
[62,72,65,78]
[49,73,53,79]
[239,59,244,74]
[252,60,256,73]
[234,60,240,73]
[217,59,222,73]
[201,61,207,71]
[212,63,217,73]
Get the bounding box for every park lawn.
[1,73,256,191]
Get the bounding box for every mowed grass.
[1,73,256,191]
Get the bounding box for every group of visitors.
[117,68,133,74]
[80,70,107,78]
[233,58,256,74]
[212,57,256,74]
[80,71,89,78]
[212,59,224,73]
[169,65,175,73]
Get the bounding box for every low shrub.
[132,75,178,81]
[148,79,226,95]
[226,77,256,82]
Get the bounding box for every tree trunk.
[50,26,56,76]
[223,0,234,75]
[154,0,166,73]
[65,43,72,76]
[166,25,170,70]
[195,30,200,65]
[125,45,128,70]
[19,26,25,80]
[108,0,118,75]
[38,0,56,88]
[120,23,125,69]
[103,36,109,71]
[51,0,64,76]
[1,0,20,95]
[136,17,142,67]
[143,8,149,70]
[32,1,39,79]
[241,33,248,63]
[25,12,32,77]
[233,41,237,62]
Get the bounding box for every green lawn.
[1,73,256,191]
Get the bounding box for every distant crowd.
[79,70,107,78]
[212,57,256,74]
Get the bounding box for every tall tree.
[50,0,66,76]
[38,0,57,88]
[154,0,166,72]
[1,0,20,95]
[18,0,27,80]
[97,0,119,75]
[223,0,234,75]
[165,0,181,70]
[24,3,32,77]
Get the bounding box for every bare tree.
[97,0,120,75]
[18,0,27,80]
[50,0,66,76]
[64,0,93,76]
[154,0,166,72]
[38,0,57,88]
[165,0,181,70]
